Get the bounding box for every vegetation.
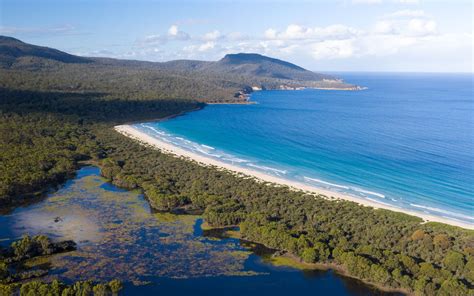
[0,88,201,207]
[0,236,123,295]
[0,36,356,105]
[0,36,472,295]
[97,132,474,295]
[0,235,73,283]
[0,279,123,296]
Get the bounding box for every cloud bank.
[69,7,471,72]
[124,10,470,70]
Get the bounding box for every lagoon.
[0,166,399,295]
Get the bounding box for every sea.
[134,72,474,225]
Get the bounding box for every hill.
[158,53,336,82]
[210,53,334,81]
[0,36,90,67]
[0,36,357,103]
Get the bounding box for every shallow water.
[0,167,399,295]
[138,72,474,224]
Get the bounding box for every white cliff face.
[322,78,343,83]
[278,85,306,90]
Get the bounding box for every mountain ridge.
[0,36,336,82]
[0,36,91,66]
[0,36,358,103]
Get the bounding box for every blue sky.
[1,0,472,72]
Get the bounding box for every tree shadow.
[0,87,204,125]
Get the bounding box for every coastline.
[119,105,205,125]
[203,226,411,295]
[206,101,257,105]
[114,124,473,230]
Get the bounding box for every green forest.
[0,36,473,295]
[1,86,472,295]
[98,128,474,296]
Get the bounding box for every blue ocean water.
[136,73,474,224]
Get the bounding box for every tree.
[442,251,464,273]
[92,283,108,296]
[0,262,8,280]
[438,279,469,296]
[12,235,33,259]
[418,262,438,280]
[108,279,122,295]
[369,264,390,285]
[301,248,317,263]
[313,242,330,261]
[399,254,419,275]
[0,284,15,295]
[34,235,52,255]
[411,229,426,241]
[464,256,474,283]
[433,234,451,249]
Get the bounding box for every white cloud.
[385,9,427,18]
[226,32,250,41]
[141,25,190,45]
[254,9,441,60]
[203,30,221,41]
[143,34,162,44]
[128,8,470,72]
[352,0,382,4]
[198,41,215,52]
[406,18,437,36]
[167,25,190,40]
[375,10,438,37]
[374,21,395,34]
[264,24,360,40]
[397,0,419,4]
[360,34,418,56]
[352,0,419,4]
[168,25,178,36]
[264,28,277,39]
[311,39,355,59]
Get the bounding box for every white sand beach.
[115,124,473,230]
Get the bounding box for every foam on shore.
[115,124,474,230]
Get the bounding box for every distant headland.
[0,36,360,104]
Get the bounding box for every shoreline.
[114,124,473,230]
[119,106,205,125]
[204,226,411,295]
[206,101,257,105]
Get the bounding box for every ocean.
[135,72,473,225]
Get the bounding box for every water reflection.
[0,167,402,295]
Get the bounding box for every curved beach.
[115,124,473,230]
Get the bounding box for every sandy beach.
[115,124,473,230]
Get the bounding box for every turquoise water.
[136,73,473,224]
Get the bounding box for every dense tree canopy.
[0,37,472,295]
[97,128,474,295]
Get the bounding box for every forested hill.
[160,53,336,82]
[0,36,90,66]
[0,36,357,103]
[211,53,335,81]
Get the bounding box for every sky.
[0,0,472,72]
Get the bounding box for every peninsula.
[1,36,472,296]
